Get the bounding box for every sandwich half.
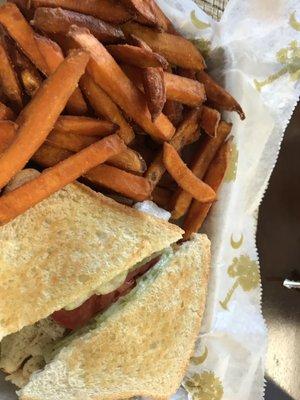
[13,233,210,400]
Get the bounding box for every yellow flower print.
[190,346,208,365]
[224,141,238,182]
[184,371,224,400]
[219,255,260,310]
[190,10,211,30]
[290,11,300,31]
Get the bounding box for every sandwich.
[0,170,210,398]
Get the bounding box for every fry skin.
[69,26,175,141]
[80,74,135,144]
[0,134,125,225]
[33,7,125,44]
[142,67,166,121]
[53,116,118,136]
[122,22,206,70]
[183,140,230,239]
[200,106,221,137]
[0,50,89,189]
[197,71,245,119]
[171,121,232,219]
[30,0,132,24]
[164,72,206,106]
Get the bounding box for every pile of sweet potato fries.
[0,0,244,238]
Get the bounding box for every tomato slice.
[52,257,159,330]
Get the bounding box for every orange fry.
[108,148,146,173]
[197,71,245,119]
[183,140,230,239]
[80,74,134,144]
[34,33,88,115]
[0,101,15,120]
[163,142,216,203]
[69,26,175,141]
[145,0,177,33]
[171,121,232,219]
[33,7,125,44]
[0,134,125,225]
[163,100,183,127]
[122,22,206,70]
[0,120,17,152]
[0,50,89,189]
[200,106,221,137]
[107,44,168,69]
[146,107,201,188]
[120,0,156,26]
[33,142,150,201]
[0,34,23,109]
[0,3,48,74]
[30,0,132,24]
[142,67,166,121]
[164,72,206,106]
[54,115,118,137]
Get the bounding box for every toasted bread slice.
[0,181,183,340]
[19,234,210,400]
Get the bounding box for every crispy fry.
[107,44,168,69]
[183,140,230,239]
[145,107,201,187]
[152,186,172,209]
[163,142,216,203]
[46,131,98,152]
[171,121,232,219]
[108,148,146,173]
[0,101,15,120]
[69,26,175,141]
[145,0,177,33]
[200,106,221,137]
[34,33,88,115]
[0,134,125,224]
[120,0,156,26]
[31,0,132,24]
[0,120,17,152]
[33,142,150,201]
[9,44,43,97]
[164,72,206,106]
[54,115,118,136]
[0,3,48,74]
[0,34,23,110]
[80,74,134,144]
[33,7,125,44]
[163,100,183,127]
[122,22,206,70]
[0,50,89,189]
[142,67,166,121]
[197,71,245,119]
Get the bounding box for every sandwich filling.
[0,250,171,388]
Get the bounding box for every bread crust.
[0,181,182,340]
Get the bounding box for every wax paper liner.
[155,1,300,399]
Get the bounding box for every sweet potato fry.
[200,106,221,137]
[0,120,17,152]
[33,7,125,44]
[34,33,88,115]
[122,22,206,70]
[9,44,43,97]
[30,0,132,24]
[120,0,156,27]
[152,186,172,209]
[0,34,23,110]
[171,121,232,219]
[163,142,216,203]
[108,148,146,173]
[0,134,125,224]
[145,107,201,188]
[0,3,48,74]
[177,67,196,80]
[145,0,177,33]
[0,50,89,189]
[120,63,143,89]
[106,44,168,69]
[69,27,175,141]
[54,115,118,136]
[183,140,230,239]
[46,131,98,152]
[33,142,150,201]
[163,100,183,127]
[197,71,245,120]
[86,164,151,201]
[0,101,15,120]
[80,74,134,144]
[164,72,206,106]
[142,67,166,121]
